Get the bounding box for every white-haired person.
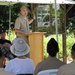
[5,38,34,75]
[14,5,35,45]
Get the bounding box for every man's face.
[20,7,28,17]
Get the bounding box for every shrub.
[44,34,75,60]
[6,31,75,60]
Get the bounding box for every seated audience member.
[33,38,66,75]
[0,30,16,60]
[0,50,15,75]
[57,43,75,75]
[5,38,34,75]
[0,30,11,47]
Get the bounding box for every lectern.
[28,32,45,67]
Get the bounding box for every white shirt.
[5,58,34,74]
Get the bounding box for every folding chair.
[17,74,33,75]
[37,69,58,75]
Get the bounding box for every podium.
[28,32,45,67]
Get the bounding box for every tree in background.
[0,3,32,32]
[0,5,9,31]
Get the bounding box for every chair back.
[17,74,33,75]
[37,69,58,75]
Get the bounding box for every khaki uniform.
[57,60,75,75]
[15,16,29,45]
[34,57,65,75]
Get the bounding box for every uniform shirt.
[57,60,75,75]
[0,68,15,75]
[5,58,34,74]
[15,16,29,37]
[33,56,66,75]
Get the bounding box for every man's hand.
[25,32,32,36]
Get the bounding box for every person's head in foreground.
[5,38,34,75]
[47,38,59,57]
[33,38,65,75]
[10,38,30,57]
[57,43,75,75]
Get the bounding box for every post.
[9,5,11,40]
[55,0,58,42]
[62,4,67,63]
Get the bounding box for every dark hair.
[72,43,75,52]
[47,38,59,57]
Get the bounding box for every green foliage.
[6,31,16,42]
[6,31,75,60]
[0,3,31,31]
[37,25,64,35]
[0,5,9,30]
[37,26,56,35]
[66,34,75,57]
[66,17,75,33]
[44,34,75,59]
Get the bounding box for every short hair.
[47,38,59,57]
[20,5,28,11]
[20,5,28,15]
